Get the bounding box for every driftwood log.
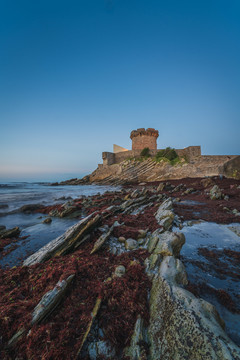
[23,213,100,266]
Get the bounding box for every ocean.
[0,182,120,267]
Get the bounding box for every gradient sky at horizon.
[1,0,240,181]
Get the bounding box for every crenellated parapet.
[130,128,159,150]
[130,128,159,140]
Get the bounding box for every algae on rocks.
[148,256,240,360]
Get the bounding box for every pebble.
[43,217,52,224]
[114,265,126,277]
[118,236,126,243]
[125,239,138,250]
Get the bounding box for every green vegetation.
[155,147,178,161]
[126,147,183,166]
[140,147,150,157]
[232,169,240,179]
[154,147,180,165]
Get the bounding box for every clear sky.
[1,0,240,181]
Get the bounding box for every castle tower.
[130,128,159,150]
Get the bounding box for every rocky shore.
[0,176,240,359]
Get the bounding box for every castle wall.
[222,156,240,178]
[102,152,115,166]
[132,134,157,150]
[176,146,201,161]
[103,146,202,165]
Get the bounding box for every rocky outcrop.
[3,188,240,359]
[148,256,240,360]
[66,156,239,186]
[0,226,20,239]
[139,197,240,359]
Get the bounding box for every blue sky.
[1,0,240,181]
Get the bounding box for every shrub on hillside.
[155,147,178,161]
[140,147,150,157]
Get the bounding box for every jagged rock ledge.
[51,154,240,187]
[1,182,240,359]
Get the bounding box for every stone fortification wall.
[130,128,159,150]
[102,152,115,166]
[92,155,240,184]
[103,146,201,165]
[199,155,235,163]
[176,146,201,160]
[221,156,240,178]
[114,149,157,163]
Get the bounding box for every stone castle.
[103,127,202,166]
[85,127,239,184]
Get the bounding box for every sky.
[0,0,240,181]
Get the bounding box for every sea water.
[175,221,240,345]
[0,182,120,267]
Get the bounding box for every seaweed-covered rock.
[88,340,116,359]
[201,177,215,188]
[153,232,185,257]
[209,185,223,200]
[42,217,52,224]
[124,316,148,360]
[0,226,20,239]
[155,199,175,230]
[125,239,138,250]
[19,204,43,213]
[157,183,165,191]
[148,256,240,360]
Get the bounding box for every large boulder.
[148,256,240,360]
[153,232,185,257]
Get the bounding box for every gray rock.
[153,232,185,257]
[42,217,52,224]
[124,316,148,359]
[155,198,175,230]
[113,265,126,277]
[209,185,222,200]
[157,198,173,212]
[88,340,116,359]
[60,206,77,217]
[145,254,162,272]
[183,187,195,194]
[147,236,159,253]
[157,183,165,191]
[0,226,20,239]
[228,226,240,237]
[19,204,43,213]
[125,239,138,250]
[138,229,148,238]
[148,256,240,360]
[158,211,175,230]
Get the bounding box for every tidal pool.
[176,221,240,345]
